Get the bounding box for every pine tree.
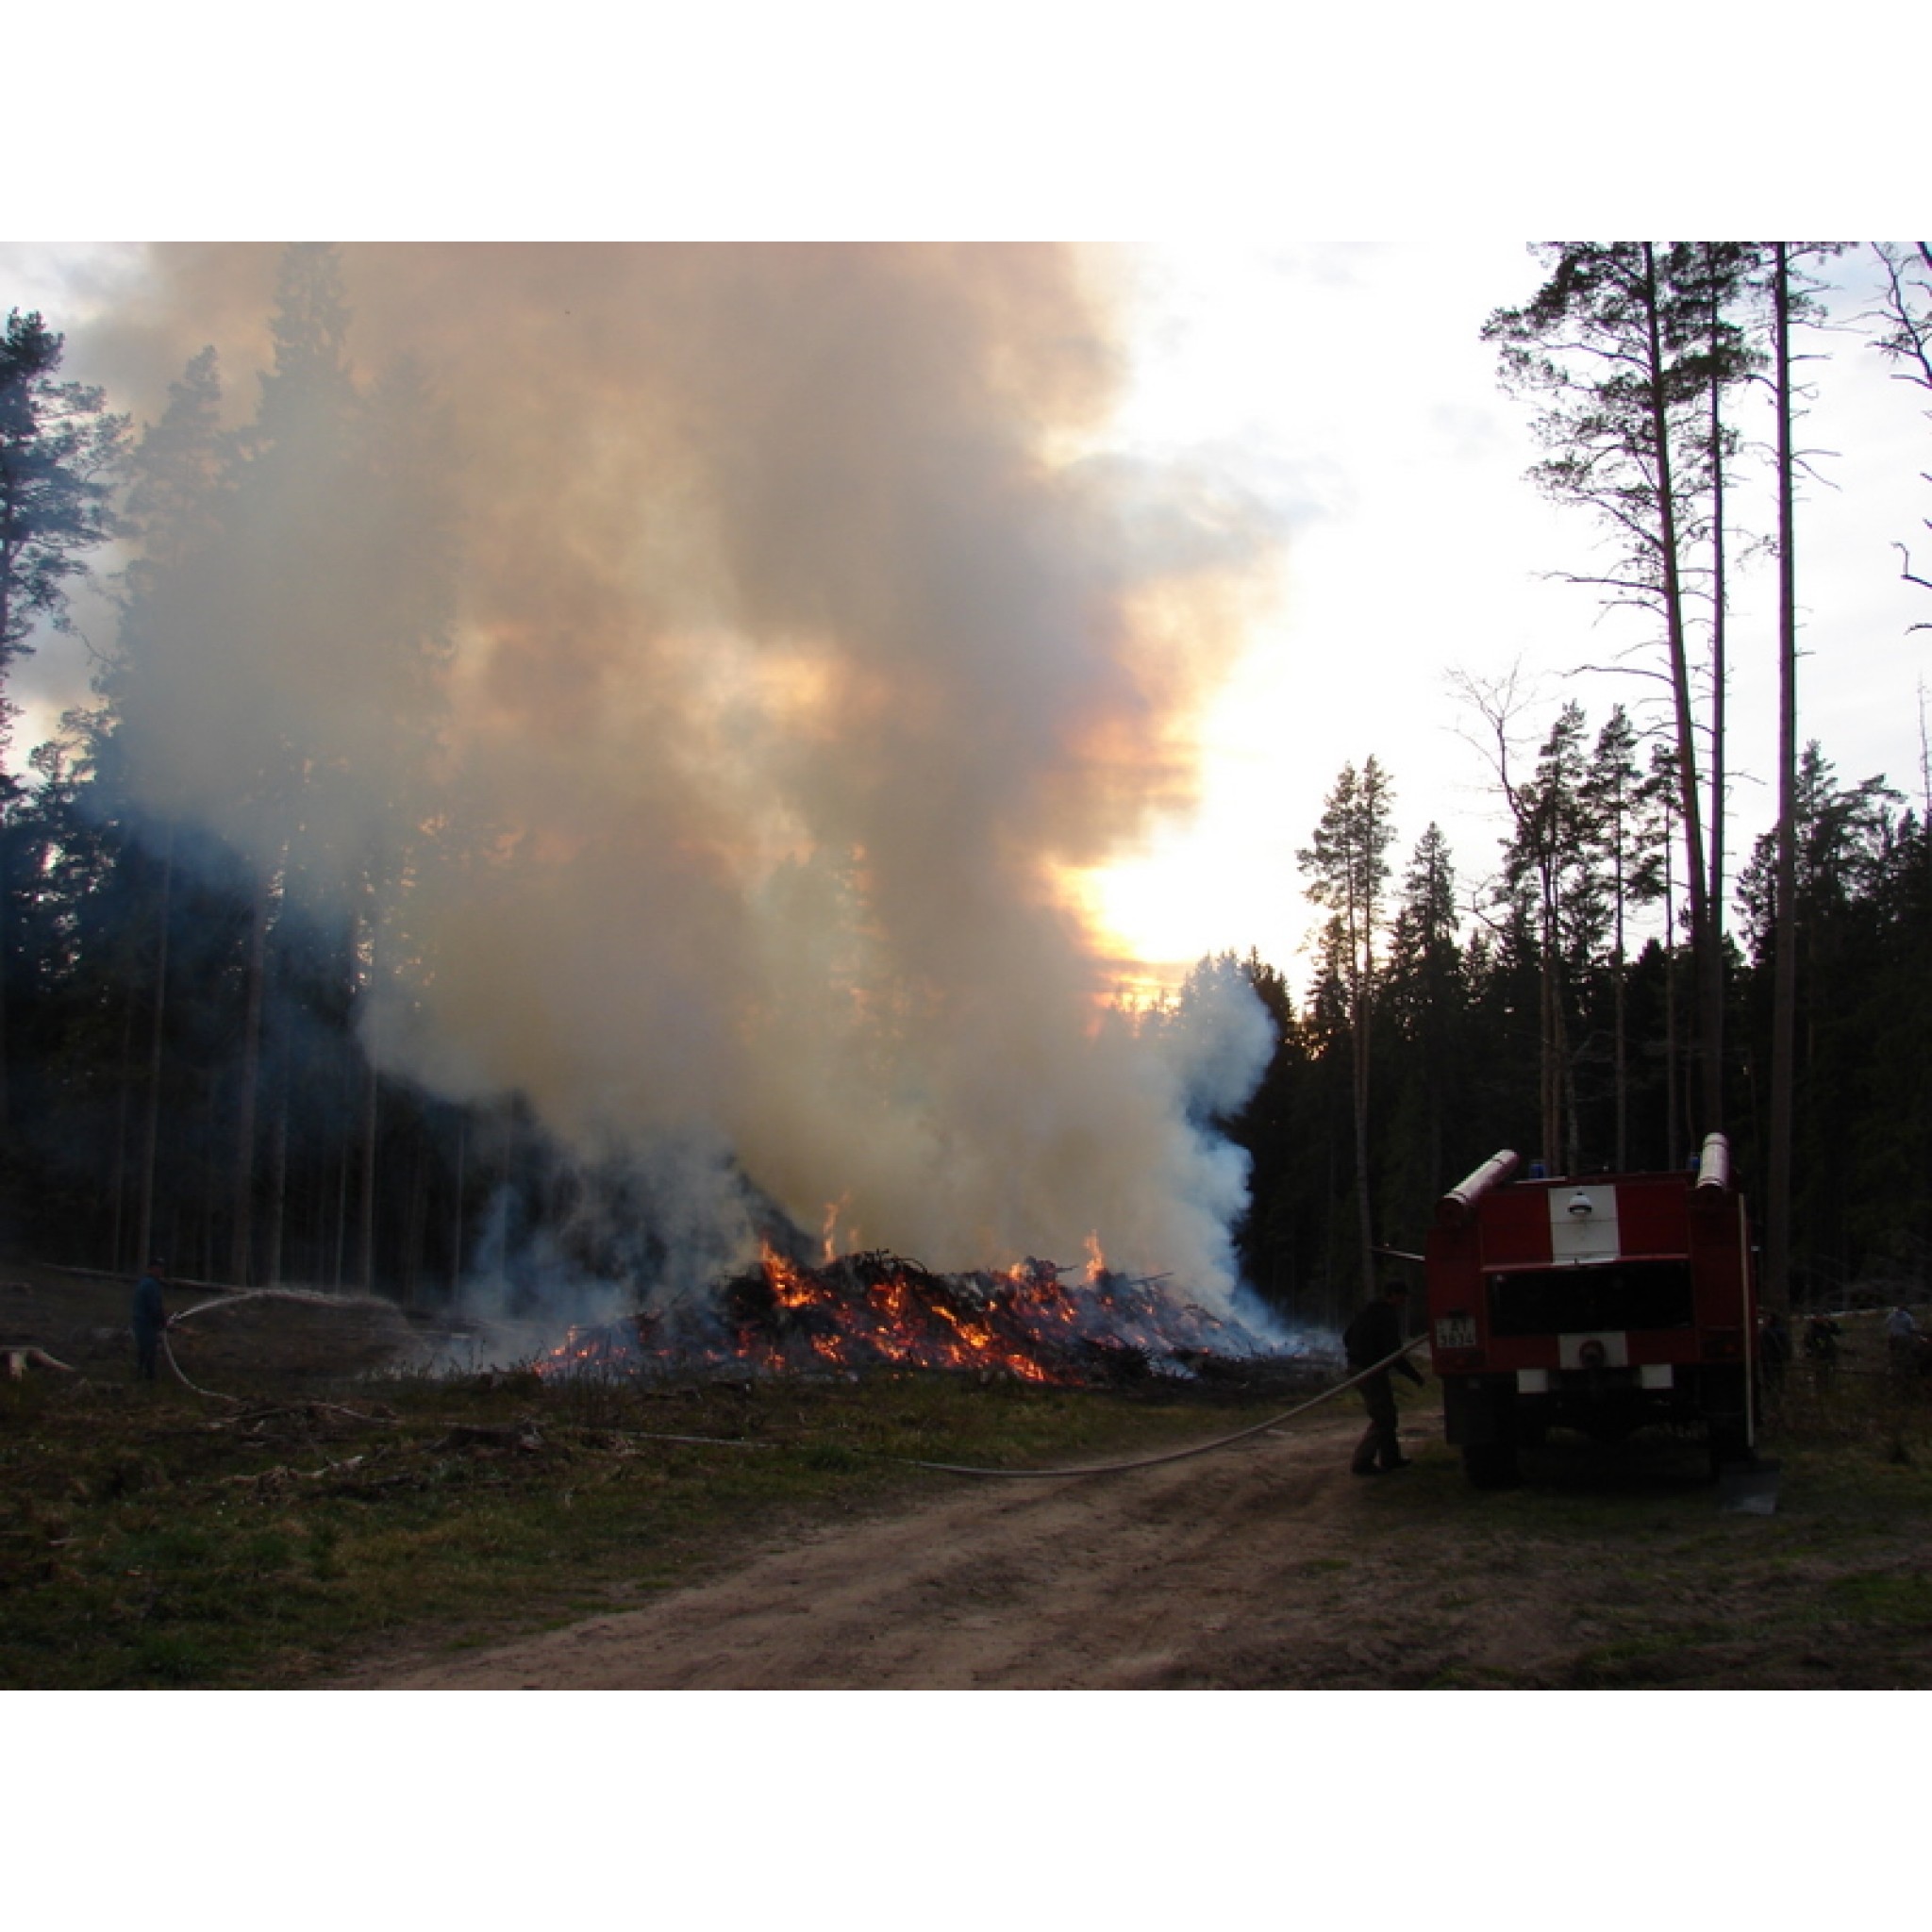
[1866,242,1932,615]
[1740,744,1907,1297]
[0,310,127,732]
[1298,757,1396,1297]
[1384,822,1463,1219]
[100,245,463,1290]
[1757,243,1847,1314]
[1584,704,1652,1168]
[92,348,229,1263]
[1453,674,1602,1169]
[0,311,127,1141]
[1485,245,1731,1138]
[1501,701,1600,1172]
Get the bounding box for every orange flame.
[531,1238,1279,1388]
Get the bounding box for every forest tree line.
[1227,241,1932,1329]
[1216,725,1931,1332]
[0,242,1927,1329]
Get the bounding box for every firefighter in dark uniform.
[131,1257,171,1383]
[1804,1310,1841,1384]
[1344,1280,1424,1474]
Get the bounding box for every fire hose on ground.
[879,1338,1429,1478]
[153,1289,1427,1479]
[160,1288,403,1426]
[155,1289,793,1444]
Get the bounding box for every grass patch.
[1424,1661,1531,1689]
[1825,1569,1932,1624]
[1565,1633,1715,1689]
[1358,1378,1932,1688]
[0,1361,1277,1689]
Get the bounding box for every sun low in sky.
[1079,241,1931,991]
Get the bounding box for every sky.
[7,237,1928,1001]
[1089,239,1932,984]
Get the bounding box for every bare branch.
[1868,242,1932,394]
[1570,660,1676,687]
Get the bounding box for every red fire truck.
[1424,1134,1758,1486]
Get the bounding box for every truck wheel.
[1707,1423,1751,1481]
[1705,1369,1752,1479]
[1462,1441,1520,1489]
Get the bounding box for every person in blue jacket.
[131,1257,172,1382]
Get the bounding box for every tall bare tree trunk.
[266,1038,289,1286]
[229,874,270,1284]
[1707,292,1730,1114]
[110,983,136,1269]
[1662,831,1681,1171]
[358,910,380,1293]
[332,1043,353,1291]
[359,1057,379,1293]
[137,827,175,1267]
[1641,244,1724,1138]
[0,793,9,1140]
[1540,905,1560,1168]
[1352,996,1374,1298]
[403,1138,427,1307]
[449,1113,467,1301]
[332,1148,349,1291]
[1611,845,1629,1172]
[1766,244,1800,1317]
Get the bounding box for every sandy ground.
[339,1410,1551,1690]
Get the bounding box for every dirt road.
[341,1410,1621,1690]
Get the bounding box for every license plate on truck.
[1435,1314,1477,1350]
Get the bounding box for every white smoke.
[84,243,1284,1309]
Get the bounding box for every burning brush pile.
[538,1246,1299,1390]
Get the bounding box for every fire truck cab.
[1424,1134,1757,1487]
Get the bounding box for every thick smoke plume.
[84,244,1281,1307]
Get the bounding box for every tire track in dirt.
[342,1413,1447,1689]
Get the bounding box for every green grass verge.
[1368,1370,1932,1689]
[0,1363,1275,1689]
